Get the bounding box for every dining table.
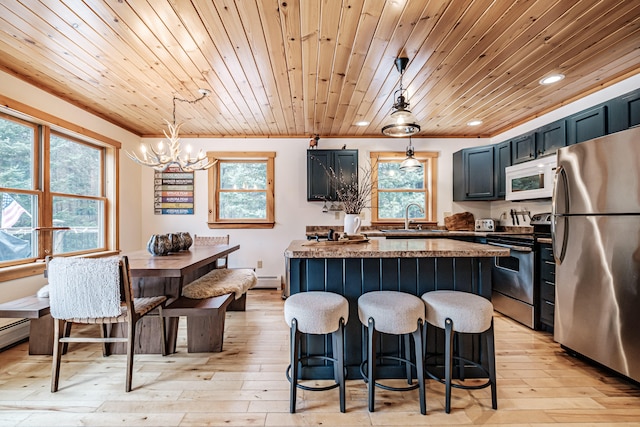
[115,244,240,354]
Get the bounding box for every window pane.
[0,192,36,262]
[378,192,425,219]
[0,117,34,190]
[52,196,103,254]
[378,162,424,189]
[219,192,266,219]
[220,162,266,190]
[50,134,101,196]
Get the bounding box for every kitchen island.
[285,238,509,380]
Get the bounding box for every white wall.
[137,136,489,280]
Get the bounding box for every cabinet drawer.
[540,300,555,326]
[540,260,556,283]
[541,281,555,303]
[539,245,554,261]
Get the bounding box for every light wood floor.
[1,289,639,426]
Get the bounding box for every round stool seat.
[284,292,349,335]
[422,290,493,333]
[358,291,425,334]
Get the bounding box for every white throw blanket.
[48,257,123,319]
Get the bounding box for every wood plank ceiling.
[0,0,638,138]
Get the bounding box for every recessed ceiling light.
[355,121,370,126]
[539,74,565,85]
[467,120,483,126]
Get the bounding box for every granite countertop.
[285,238,510,259]
[305,225,533,238]
[537,237,553,244]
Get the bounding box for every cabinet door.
[307,149,358,201]
[464,146,495,199]
[307,150,332,201]
[608,88,640,134]
[494,141,511,198]
[567,105,607,145]
[536,119,566,156]
[511,131,536,164]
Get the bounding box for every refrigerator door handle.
[552,165,569,263]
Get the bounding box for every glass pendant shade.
[382,107,421,137]
[399,143,422,171]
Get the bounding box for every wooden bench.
[0,295,53,355]
[162,293,234,353]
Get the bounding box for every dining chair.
[194,234,229,268]
[47,256,167,392]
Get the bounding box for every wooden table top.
[124,244,240,278]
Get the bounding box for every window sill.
[207,222,275,229]
[0,251,120,282]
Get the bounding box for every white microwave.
[505,155,557,201]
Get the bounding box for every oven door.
[490,243,535,304]
[489,242,537,328]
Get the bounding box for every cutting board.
[302,235,369,246]
[444,212,475,231]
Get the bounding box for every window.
[207,152,275,228]
[0,110,117,275]
[370,151,438,226]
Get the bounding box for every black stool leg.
[333,318,346,413]
[444,317,454,414]
[486,320,498,410]
[404,334,413,384]
[367,317,377,412]
[289,318,300,413]
[413,320,426,415]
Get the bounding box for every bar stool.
[421,290,497,413]
[284,291,349,413]
[358,291,426,415]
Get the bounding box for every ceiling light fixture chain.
[126,88,216,172]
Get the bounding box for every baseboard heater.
[0,319,30,351]
[255,275,281,289]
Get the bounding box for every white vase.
[344,213,361,235]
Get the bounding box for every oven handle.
[487,242,533,253]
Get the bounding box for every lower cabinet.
[538,242,555,330]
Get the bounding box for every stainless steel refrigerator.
[552,125,640,383]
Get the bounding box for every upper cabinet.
[510,131,536,164]
[453,87,639,202]
[608,88,640,134]
[494,140,512,198]
[453,145,496,201]
[536,119,566,156]
[567,105,607,145]
[307,149,358,201]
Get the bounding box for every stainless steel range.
[487,213,551,329]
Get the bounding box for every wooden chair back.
[194,234,230,268]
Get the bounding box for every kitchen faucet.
[404,203,425,230]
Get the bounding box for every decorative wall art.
[154,167,194,215]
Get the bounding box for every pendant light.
[400,137,422,171]
[382,57,421,137]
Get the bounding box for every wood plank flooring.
[1,289,639,426]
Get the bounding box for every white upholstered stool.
[421,290,497,413]
[284,292,349,413]
[358,291,426,415]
